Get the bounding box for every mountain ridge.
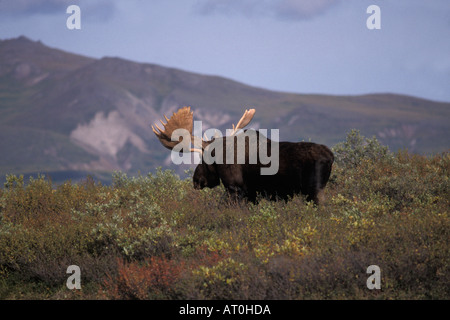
[0,36,449,183]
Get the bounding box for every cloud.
[194,0,268,17]
[0,0,73,15]
[274,0,340,20]
[193,0,341,20]
[0,0,116,21]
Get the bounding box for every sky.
[1,0,449,102]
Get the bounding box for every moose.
[152,107,334,204]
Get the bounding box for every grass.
[0,130,448,299]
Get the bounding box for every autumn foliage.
[0,131,448,299]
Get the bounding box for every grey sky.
[1,0,449,102]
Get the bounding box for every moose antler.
[152,107,256,153]
[230,109,255,135]
[152,106,204,153]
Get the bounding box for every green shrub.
[332,129,392,168]
[0,133,448,299]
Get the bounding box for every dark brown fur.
[193,130,334,204]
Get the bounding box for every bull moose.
[152,107,334,204]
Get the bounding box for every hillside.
[0,36,449,183]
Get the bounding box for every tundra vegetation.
[0,130,448,299]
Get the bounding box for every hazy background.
[1,0,449,102]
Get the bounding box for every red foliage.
[193,245,228,268]
[102,256,185,299]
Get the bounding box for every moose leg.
[307,159,333,205]
[302,162,323,205]
[305,189,320,205]
[226,185,248,202]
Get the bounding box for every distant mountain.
[1,36,449,183]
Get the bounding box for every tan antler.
[230,109,255,135]
[152,106,203,153]
[152,107,256,153]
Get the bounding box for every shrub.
[101,256,185,299]
[332,129,392,168]
[0,133,448,299]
